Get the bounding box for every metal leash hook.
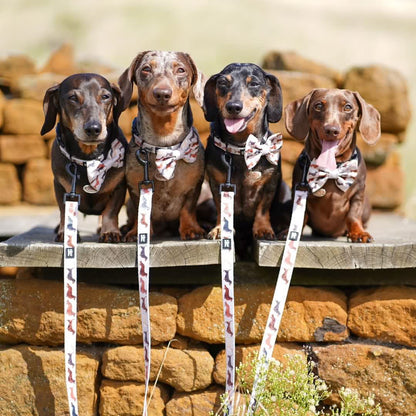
[220,152,236,193]
[64,162,81,204]
[136,149,154,191]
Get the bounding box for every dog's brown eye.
[68,94,78,103]
[217,79,229,89]
[177,67,186,74]
[344,103,353,112]
[314,102,324,111]
[101,94,111,100]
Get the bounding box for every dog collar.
[132,118,200,181]
[213,132,283,170]
[56,124,125,193]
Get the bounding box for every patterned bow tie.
[58,135,125,194]
[307,158,358,193]
[83,139,125,193]
[244,133,283,170]
[135,128,200,181]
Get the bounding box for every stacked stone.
[0,274,416,415]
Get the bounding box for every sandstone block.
[0,163,21,204]
[22,158,55,205]
[3,98,44,135]
[267,70,337,139]
[0,54,36,87]
[0,90,5,129]
[190,98,210,135]
[166,385,223,416]
[314,343,416,416]
[348,286,416,347]
[262,50,343,85]
[41,44,76,75]
[0,135,47,163]
[0,345,99,416]
[214,343,304,386]
[177,285,348,344]
[358,132,398,166]
[9,72,65,101]
[99,380,169,416]
[0,278,177,345]
[343,65,411,134]
[366,150,404,209]
[102,345,214,392]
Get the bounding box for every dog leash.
[248,153,310,414]
[135,149,154,416]
[63,162,80,416]
[220,153,236,414]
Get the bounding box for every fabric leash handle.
[220,153,236,414]
[136,149,154,416]
[248,188,308,414]
[63,162,80,416]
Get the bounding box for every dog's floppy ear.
[118,51,149,111]
[182,53,206,108]
[284,90,315,141]
[203,74,219,122]
[40,84,60,135]
[353,91,381,145]
[111,83,124,124]
[265,73,283,123]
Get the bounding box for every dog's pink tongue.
[224,118,245,134]
[315,140,339,171]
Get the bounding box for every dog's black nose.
[324,125,340,137]
[225,100,243,115]
[153,87,172,103]
[84,121,102,136]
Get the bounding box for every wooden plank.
[0,226,221,268]
[255,213,416,269]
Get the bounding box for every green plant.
[213,353,382,416]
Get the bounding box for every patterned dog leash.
[248,154,310,414]
[136,149,154,416]
[63,162,80,416]
[220,153,236,414]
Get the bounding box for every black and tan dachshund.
[41,73,127,243]
[203,63,290,256]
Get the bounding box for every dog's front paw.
[276,228,289,241]
[347,230,373,243]
[122,229,137,243]
[55,232,64,243]
[207,225,221,240]
[180,225,206,240]
[253,227,276,240]
[99,232,122,243]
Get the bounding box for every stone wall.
[0,47,412,209]
[0,271,415,415]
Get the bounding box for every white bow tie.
[307,158,358,193]
[244,133,283,170]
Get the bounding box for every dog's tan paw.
[207,225,221,240]
[99,232,122,243]
[253,227,276,240]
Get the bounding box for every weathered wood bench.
[1,212,415,285]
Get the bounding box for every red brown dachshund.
[118,51,206,241]
[203,63,291,257]
[285,88,381,242]
[41,73,127,243]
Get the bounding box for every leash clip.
[64,162,81,204]
[136,149,154,191]
[295,152,311,192]
[219,153,236,193]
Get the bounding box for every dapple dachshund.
[285,88,381,242]
[41,73,127,243]
[203,63,290,256]
[118,51,206,241]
